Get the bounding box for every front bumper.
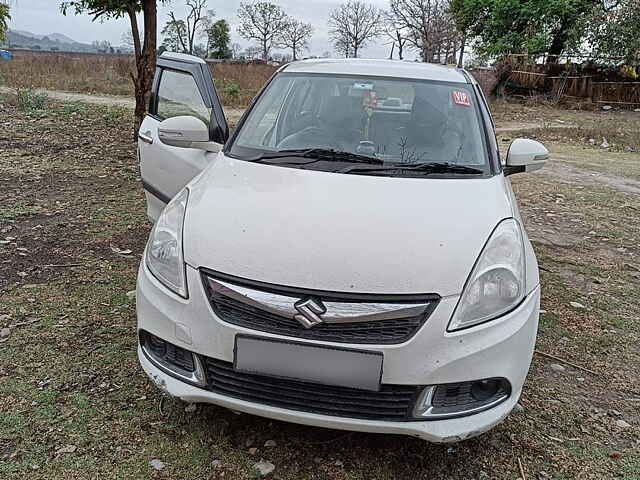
[136,263,540,443]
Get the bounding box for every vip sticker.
[452,90,471,106]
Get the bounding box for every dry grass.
[0,51,132,95]
[210,62,277,106]
[0,51,277,107]
[491,98,640,151]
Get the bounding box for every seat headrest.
[319,96,361,125]
[411,94,445,128]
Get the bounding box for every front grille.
[201,271,439,344]
[203,357,421,421]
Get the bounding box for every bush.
[16,88,48,111]
[223,79,241,99]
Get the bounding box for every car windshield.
[228,73,490,177]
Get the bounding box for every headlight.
[449,218,525,331]
[145,188,189,298]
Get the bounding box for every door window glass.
[157,70,211,126]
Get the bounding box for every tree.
[192,42,207,58]
[280,18,312,61]
[383,11,408,60]
[0,2,10,44]
[241,45,262,59]
[121,28,135,50]
[389,0,461,63]
[237,1,287,61]
[230,41,242,58]
[450,0,598,62]
[92,39,112,53]
[61,0,167,139]
[334,36,351,57]
[167,0,211,55]
[449,0,471,66]
[586,0,640,64]
[161,18,187,52]
[328,1,383,58]
[206,19,232,59]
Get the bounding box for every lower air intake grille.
[141,331,195,372]
[203,357,421,421]
[432,380,509,408]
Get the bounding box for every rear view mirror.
[505,138,549,175]
[158,116,220,152]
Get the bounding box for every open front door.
[138,52,228,221]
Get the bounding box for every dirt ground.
[0,92,639,479]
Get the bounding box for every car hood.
[184,155,513,296]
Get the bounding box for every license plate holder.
[234,335,383,392]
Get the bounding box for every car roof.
[160,51,206,64]
[282,58,469,83]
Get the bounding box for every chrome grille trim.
[208,278,433,324]
[200,269,440,345]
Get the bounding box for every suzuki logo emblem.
[294,298,326,329]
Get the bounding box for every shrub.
[16,88,48,111]
[223,79,241,99]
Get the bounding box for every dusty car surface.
[136,53,548,443]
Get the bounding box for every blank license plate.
[234,335,383,391]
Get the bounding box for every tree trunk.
[127,9,142,64]
[546,25,568,64]
[458,34,466,68]
[547,12,578,64]
[262,39,268,61]
[131,0,159,142]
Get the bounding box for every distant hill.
[3,29,93,52]
[2,29,130,53]
[11,30,77,44]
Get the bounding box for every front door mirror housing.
[158,116,221,152]
[504,138,549,176]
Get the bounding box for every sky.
[8,0,404,59]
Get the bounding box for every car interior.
[247,76,485,166]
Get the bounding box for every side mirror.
[158,116,220,152]
[504,138,549,176]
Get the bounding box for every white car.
[136,53,547,443]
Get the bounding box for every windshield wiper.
[340,162,485,175]
[250,148,384,167]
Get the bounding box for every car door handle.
[138,130,153,144]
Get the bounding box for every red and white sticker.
[452,90,471,106]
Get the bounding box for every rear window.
[229,73,490,177]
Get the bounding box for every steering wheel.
[277,125,335,149]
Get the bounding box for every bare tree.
[280,18,313,60]
[328,1,383,58]
[167,0,212,55]
[237,1,288,61]
[121,28,136,50]
[389,0,460,63]
[383,11,408,59]
[334,36,351,57]
[231,42,242,58]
